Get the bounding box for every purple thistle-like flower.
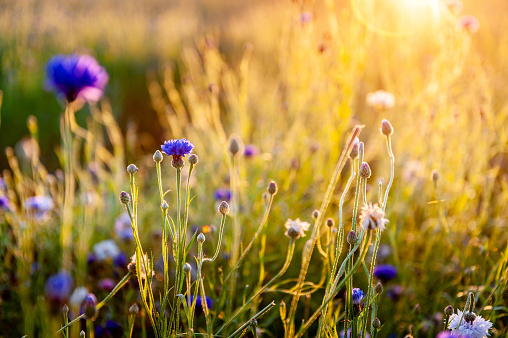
[44,272,73,306]
[373,264,398,283]
[352,288,364,305]
[45,54,109,102]
[161,139,194,158]
[214,188,232,201]
[0,196,11,211]
[244,144,260,158]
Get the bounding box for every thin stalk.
[61,103,75,272]
[361,229,381,338]
[204,213,227,263]
[382,135,394,212]
[228,301,276,338]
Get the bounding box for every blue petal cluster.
[161,138,194,157]
[352,288,364,305]
[45,54,109,102]
[214,188,232,201]
[188,295,214,310]
[44,272,73,306]
[0,196,11,211]
[373,264,398,282]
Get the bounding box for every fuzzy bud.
[161,201,169,210]
[312,209,320,219]
[119,191,131,205]
[268,181,278,195]
[80,331,85,338]
[444,305,454,316]
[183,263,192,273]
[347,230,358,245]
[326,218,335,228]
[279,301,287,321]
[432,169,440,182]
[62,304,69,315]
[359,162,372,179]
[171,156,185,169]
[188,154,198,165]
[375,282,383,294]
[83,294,98,319]
[381,119,394,136]
[127,164,138,174]
[219,201,230,215]
[153,150,163,162]
[129,303,139,315]
[228,135,243,157]
[349,137,359,159]
[249,318,258,327]
[372,318,381,329]
[413,303,421,315]
[197,233,206,243]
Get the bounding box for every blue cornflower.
[188,295,214,310]
[95,320,123,337]
[45,54,109,102]
[352,288,364,305]
[214,188,232,201]
[244,144,260,158]
[44,272,73,306]
[373,264,398,283]
[161,139,194,158]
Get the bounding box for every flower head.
[359,203,388,231]
[284,218,311,239]
[188,295,214,310]
[448,310,492,338]
[45,54,109,102]
[161,139,194,158]
[244,144,260,158]
[373,264,398,283]
[25,195,54,221]
[352,288,364,305]
[44,272,73,306]
[93,240,120,262]
[0,196,11,211]
[366,90,395,111]
[214,188,232,202]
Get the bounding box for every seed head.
[219,201,230,215]
[183,263,192,273]
[444,305,454,316]
[347,230,358,245]
[153,150,163,162]
[360,203,388,231]
[129,303,139,315]
[127,164,138,174]
[197,233,206,243]
[312,209,320,219]
[359,162,372,179]
[375,282,383,294]
[326,218,335,228]
[381,119,394,136]
[188,154,198,165]
[432,169,440,182]
[372,318,381,329]
[119,191,131,205]
[268,181,278,195]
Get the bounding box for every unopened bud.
[375,282,383,294]
[120,191,131,205]
[372,317,381,329]
[268,181,278,195]
[444,305,454,316]
[279,301,287,321]
[62,304,69,315]
[432,169,440,182]
[161,201,169,210]
[228,135,243,156]
[326,218,335,228]
[127,164,138,174]
[219,201,230,215]
[349,137,359,159]
[249,318,258,327]
[84,294,98,319]
[188,154,198,165]
[183,263,192,273]
[347,230,358,245]
[153,150,163,162]
[381,119,394,136]
[129,303,139,315]
[197,233,206,243]
[359,162,371,179]
[80,331,85,338]
[312,209,320,219]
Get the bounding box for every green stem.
[204,213,227,263]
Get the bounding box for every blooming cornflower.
[359,203,388,231]
[373,264,398,283]
[437,331,470,338]
[244,144,260,158]
[284,218,310,240]
[0,196,11,211]
[45,54,109,102]
[114,213,133,241]
[25,195,54,221]
[214,188,232,202]
[188,295,214,311]
[93,240,120,262]
[161,138,194,158]
[352,288,365,305]
[366,90,395,111]
[448,310,492,338]
[44,272,73,306]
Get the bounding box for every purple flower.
[244,144,260,158]
[352,288,364,305]
[44,272,73,306]
[387,285,404,302]
[188,295,214,310]
[436,331,470,338]
[24,195,54,221]
[214,188,232,201]
[161,139,194,158]
[45,54,109,102]
[0,196,11,211]
[114,213,133,241]
[373,264,398,282]
[98,278,116,292]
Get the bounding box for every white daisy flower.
[284,218,310,240]
[359,203,388,231]
[448,309,493,338]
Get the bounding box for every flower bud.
[279,301,287,321]
[432,169,440,182]
[347,230,358,245]
[80,331,85,338]
[228,135,243,156]
[249,318,258,327]
[349,137,359,159]
[359,162,372,179]
[153,150,163,162]
[129,303,139,315]
[326,218,335,228]
[381,119,394,136]
[444,305,454,316]
[183,263,192,273]
[375,282,383,294]
[161,201,169,210]
[83,293,97,319]
[372,317,381,329]
[268,181,278,195]
[62,304,69,315]
[197,233,206,243]
[188,154,198,165]
[127,164,138,174]
[219,201,230,215]
[312,209,320,219]
[119,191,131,205]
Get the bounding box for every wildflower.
[244,144,260,158]
[98,278,115,292]
[214,188,232,201]
[44,272,73,306]
[268,181,278,195]
[114,213,134,241]
[366,90,395,111]
[218,201,230,215]
[45,54,108,102]
[129,303,139,315]
[284,218,311,239]
[359,203,388,231]
[161,138,194,169]
[381,119,394,136]
[448,310,492,338]
[0,196,11,211]
[83,293,98,319]
[373,264,398,282]
[93,240,120,262]
[359,162,372,179]
[25,195,54,221]
[95,320,123,337]
[69,286,89,310]
[128,252,154,279]
[188,295,214,310]
[352,288,364,305]
[458,15,480,34]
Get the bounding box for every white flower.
[129,252,154,279]
[284,218,310,239]
[448,310,493,338]
[359,203,388,231]
[24,195,54,221]
[366,90,395,111]
[93,240,120,262]
[69,286,88,310]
